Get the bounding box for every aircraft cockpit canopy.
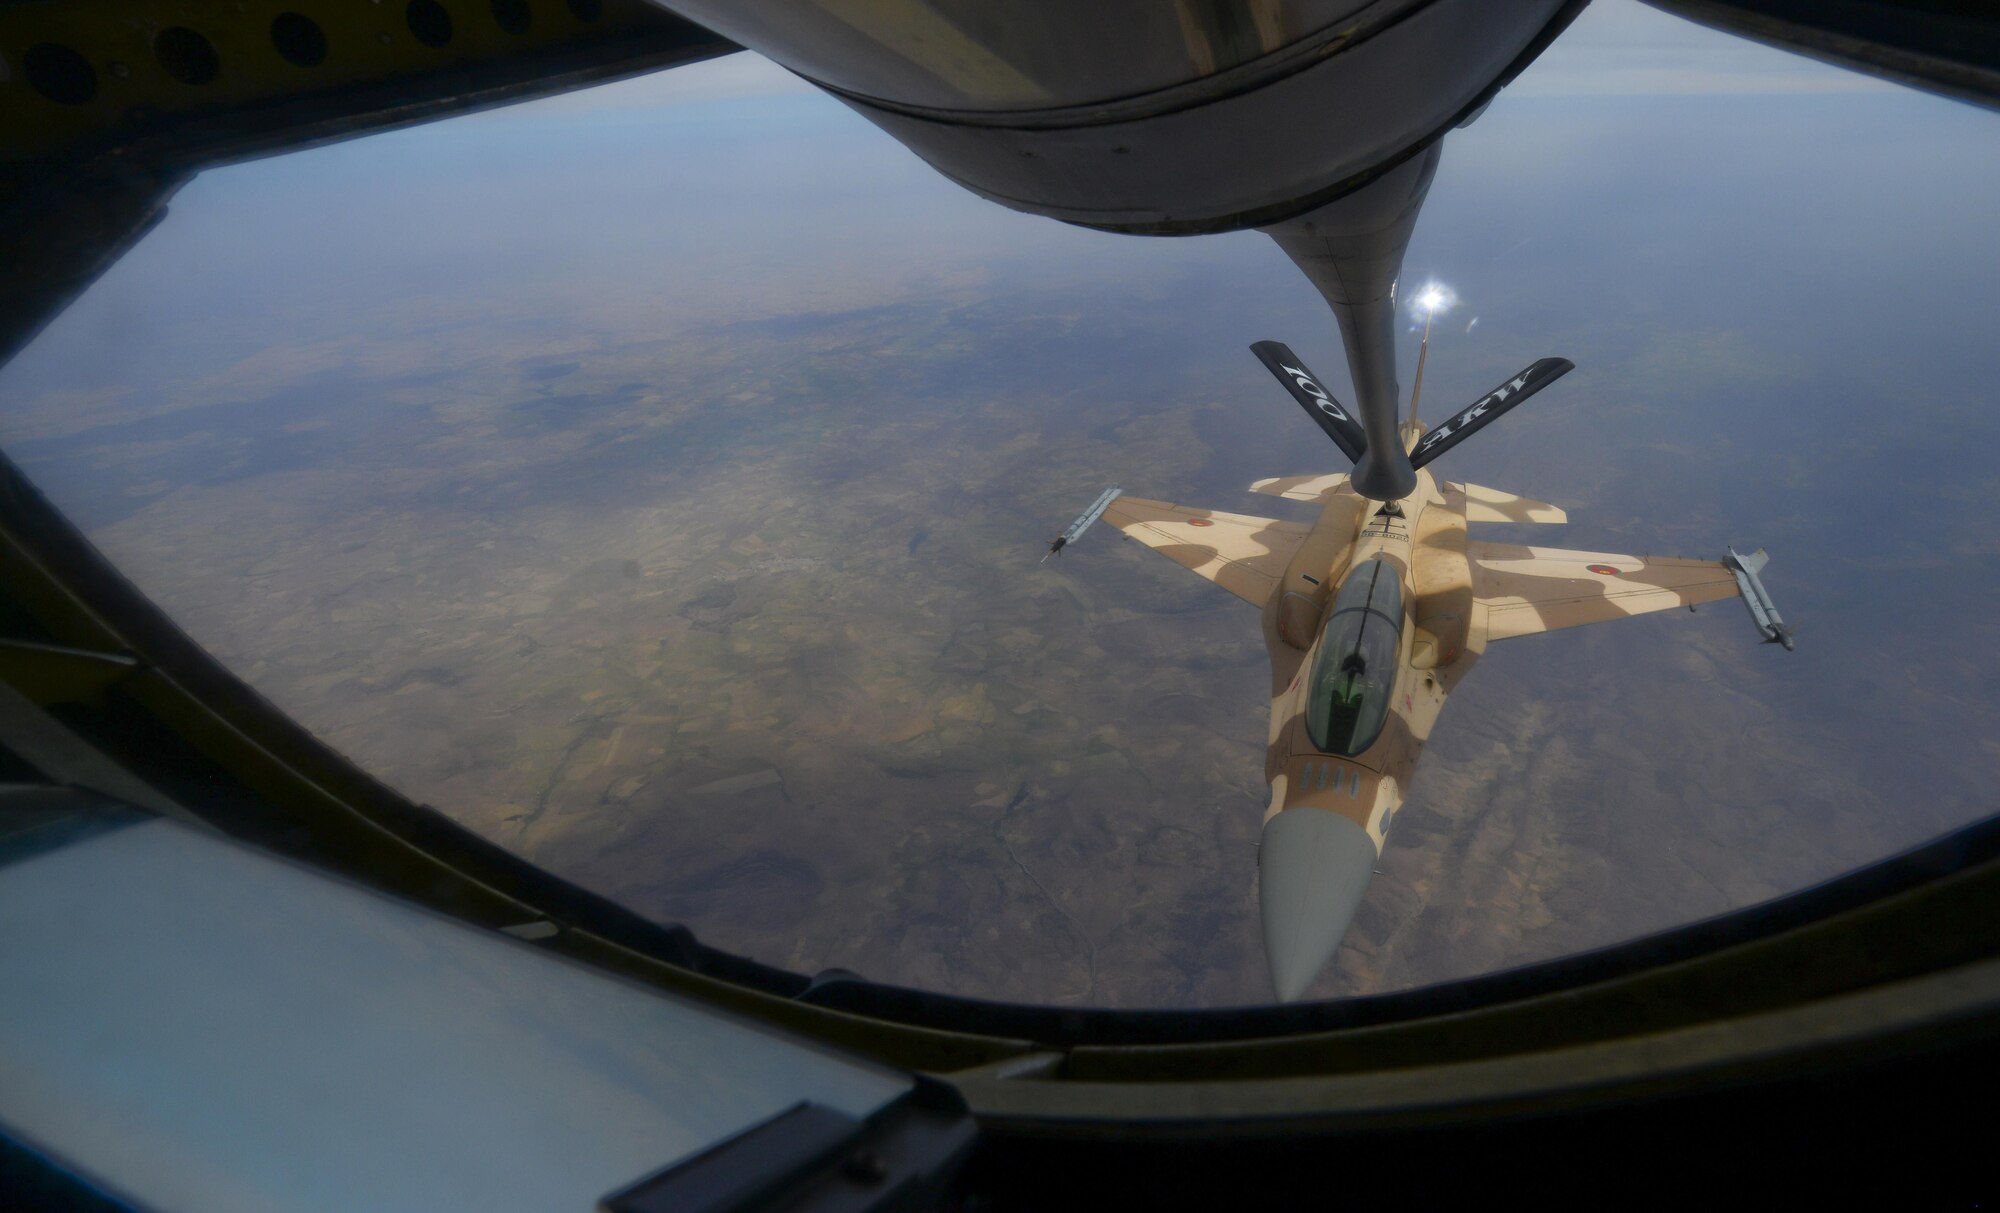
[1306,559,1404,757]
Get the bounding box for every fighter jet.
[1063,338,1792,1002]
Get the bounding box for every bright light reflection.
[1412,281,1458,319]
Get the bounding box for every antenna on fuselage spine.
[1407,281,1453,428]
[1409,302,1434,427]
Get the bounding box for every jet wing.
[1102,497,1311,608]
[1470,541,1742,641]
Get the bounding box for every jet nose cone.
[1259,809,1378,1002]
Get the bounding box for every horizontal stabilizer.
[1410,357,1574,470]
[1251,341,1367,464]
[1249,473,1351,503]
[1457,482,1566,524]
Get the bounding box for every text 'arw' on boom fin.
[1409,357,1573,470]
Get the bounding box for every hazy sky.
[2,0,1968,405]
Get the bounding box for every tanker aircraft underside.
[1058,343,1792,1001]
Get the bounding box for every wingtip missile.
[1726,547,1794,650]
[1043,486,1121,561]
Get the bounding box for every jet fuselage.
[1260,427,1474,857]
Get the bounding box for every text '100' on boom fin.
[1250,342,1367,464]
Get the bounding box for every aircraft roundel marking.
[1586,564,1620,576]
[1188,518,1215,528]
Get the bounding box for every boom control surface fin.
[1409,357,1574,470]
[1251,341,1367,464]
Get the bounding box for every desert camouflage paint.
[1099,419,1747,997]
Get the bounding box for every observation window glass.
[4,2,1999,1007]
